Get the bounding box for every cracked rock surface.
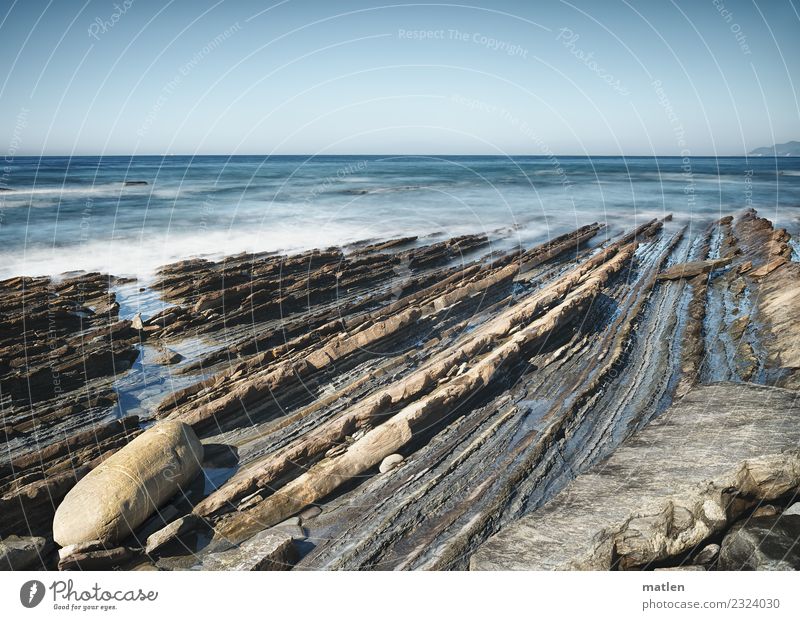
[471,383,800,570]
[2,208,799,570]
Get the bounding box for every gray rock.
[131,313,144,330]
[299,505,322,520]
[58,539,107,561]
[58,546,133,571]
[693,543,720,566]
[145,514,201,556]
[0,536,47,570]
[134,504,180,542]
[201,531,298,571]
[719,515,800,570]
[783,503,800,517]
[379,453,404,473]
[273,524,306,540]
[156,554,204,571]
[471,383,800,570]
[655,566,705,571]
[129,558,160,571]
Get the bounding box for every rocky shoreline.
[1,208,799,571]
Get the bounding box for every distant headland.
[749,140,800,156]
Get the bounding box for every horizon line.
[7,153,798,159]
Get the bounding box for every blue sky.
[1,0,798,155]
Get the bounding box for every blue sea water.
[1,155,798,279]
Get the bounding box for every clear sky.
[1,0,798,156]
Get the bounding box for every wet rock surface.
[0,271,143,543]
[1,209,799,570]
[656,257,732,280]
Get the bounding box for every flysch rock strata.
[1,208,799,570]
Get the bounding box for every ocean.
[1,155,799,280]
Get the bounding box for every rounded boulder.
[53,421,203,547]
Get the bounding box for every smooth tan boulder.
[379,454,404,473]
[53,421,203,547]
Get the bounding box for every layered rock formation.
[1,208,798,571]
[0,272,142,546]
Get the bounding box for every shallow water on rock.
[110,283,222,423]
[113,280,172,321]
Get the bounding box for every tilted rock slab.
[655,257,732,281]
[0,535,48,570]
[53,421,203,547]
[200,530,298,570]
[212,231,644,543]
[471,382,800,570]
[756,261,800,388]
[195,221,659,522]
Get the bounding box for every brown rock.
[379,454,404,473]
[751,504,779,518]
[692,543,720,566]
[153,348,183,365]
[749,257,787,278]
[656,258,732,281]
